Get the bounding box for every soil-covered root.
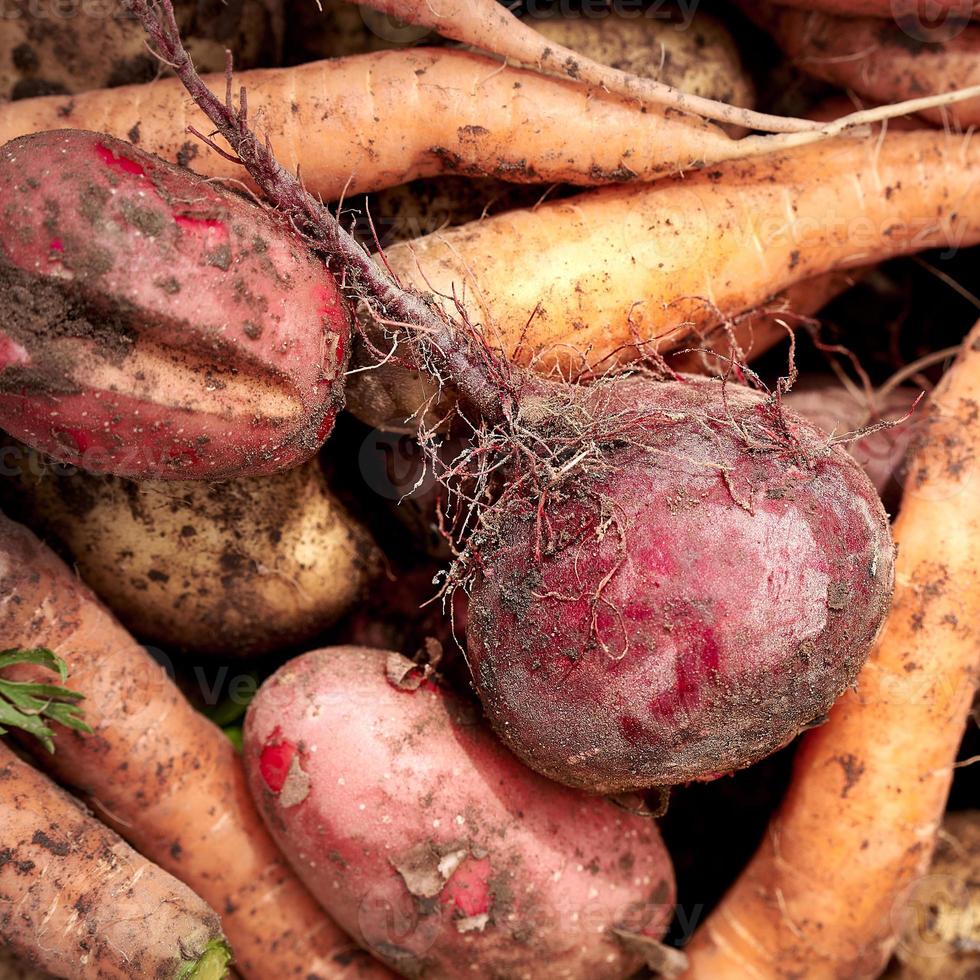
[0,129,349,480]
[463,374,896,792]
[0,741,231,980]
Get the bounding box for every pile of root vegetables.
[0,0,979,978]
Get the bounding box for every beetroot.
[463,377,895,791]
[0,130,348,479]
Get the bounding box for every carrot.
[0,47,974,200]
[743,0,980,127]
[346,266,866,429]
[348,0,980,134]
[346,131,978,407]
[0,739,231,980]
[0,513,390,980]
[681,317,980,979]
[0,50,732,195]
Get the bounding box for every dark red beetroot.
[464,376,896,792]
[0,130,349,479]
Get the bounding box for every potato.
[0,0,283,102]
[890,810,980,979]
[531,9,755,133]
[244,646,676,979]
[2,447,379,656]
[0,130,349,480]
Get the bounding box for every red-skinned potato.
[0,129,349,479]
[244,646,676,979]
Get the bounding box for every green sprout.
[0,648,92,753]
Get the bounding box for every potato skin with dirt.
[2,448,379,656]
[533,10,754,135]
[0,129,349,479]
[465,376,896,792]
[0,0,283,101]
[244,646,676,979]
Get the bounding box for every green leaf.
[0,648,69,681]
[0,648,90,753]
[44,702,93,735]
[0,680,85,702]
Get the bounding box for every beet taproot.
[244,646,676,979]
[463,376,896,792]
[0,129,349,479]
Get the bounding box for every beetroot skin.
[244,646,676,980]
[464,375,896,793]
[0,130,349,479]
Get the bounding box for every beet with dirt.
[463,375,896,792]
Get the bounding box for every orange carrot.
[0,49,732,195]
[744,0,980,127]
[682,317,980,979]
[1,45,974,201]
[0,739,231,979]
[0,512,390,980]
[344,130,978,416]
[349,0,980,133]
